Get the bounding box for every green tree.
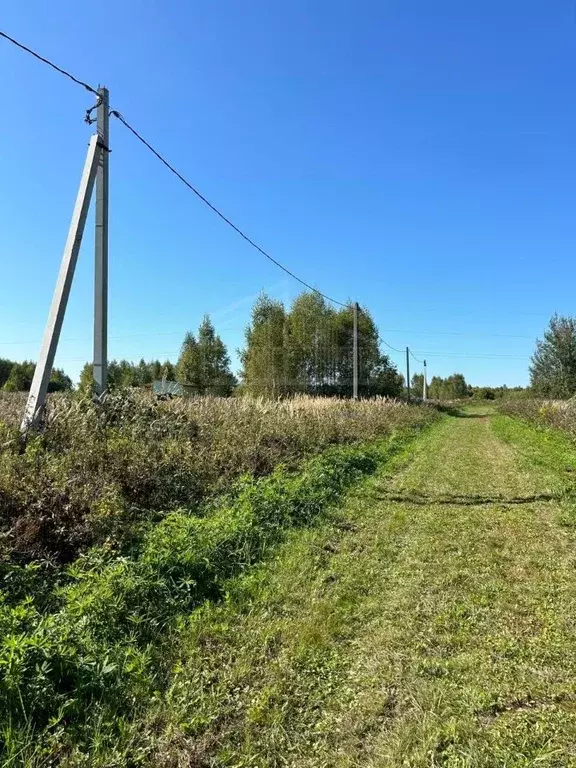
[240,291,402,399]
[135,359,153,387]
[176,332,201,390]
[240,295,288,397]
[3,361,35,392]
[78,363,94,395]
[0,359,13,388]
[161,360,175,380]
[196,316,237,395]
[176,320,236,395]
[285,293,335,395]
[369,350,403,398]
[108,360,137,388]
[0,361,70,393]
[447,373,468,399]
[427,373,469,400]
[411,373,425,399]
[47,368,73,393]
[330,303,400,398]
[530,315,576,398]
[428,376,443,400]
[151,360,163,381]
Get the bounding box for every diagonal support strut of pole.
[21,134,101,432]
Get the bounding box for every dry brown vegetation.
[0,390,434,562]
[499,397,576,437]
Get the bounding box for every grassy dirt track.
[98,408,576,766]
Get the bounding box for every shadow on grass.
[452,413,490,420]
[448,407,494,419]
[370,492,566,507]
[435,405,491,419]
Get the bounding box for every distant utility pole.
[94,86,109,395]
[353,301,359,400]
[21,135,101,431]
[406,347,411,401]
[423,359,428,401]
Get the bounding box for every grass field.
[120,404,576,768]
[4,399,576,765]
[0,393,437,765]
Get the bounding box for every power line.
[416,352,529,360]
[409,349,424,364]
[0,30,98,95]
[0,29,347,310]
[110,111,347,307]
[381,339,405,354]
[382,327,535,340]
[0,326,249,347]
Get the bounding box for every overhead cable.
[381,339,405,354]
[110,111,348,307]
[0,30,98,95]
[0,29,348,309]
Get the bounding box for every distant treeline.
[411,371,527,401]
[78,293,403,398]
[79,315,237,396]
[0,359,72,393]
[5,290,539,400]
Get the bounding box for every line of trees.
[5,291,406,400]
[469,385,527,400]
[411,371,526,401]
[10,308,575,402]
[239,292,404,398]
[79,359,176,393]
[79,316,237,396]
[22,292,567,402]
[413,373,469,400]
[0,359,72,393]
[75,310,576,401]
[176,316,237,395]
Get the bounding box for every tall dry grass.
[499,397,576,437]
[0,390,436,561]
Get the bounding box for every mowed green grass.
[70,409,576,766]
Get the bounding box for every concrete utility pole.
[423,359,428,401]
[406,347,411,401]
[94,86,110,395]
[353,301,359,400]
[21,136,101,431]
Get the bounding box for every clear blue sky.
[1,0,575,386]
